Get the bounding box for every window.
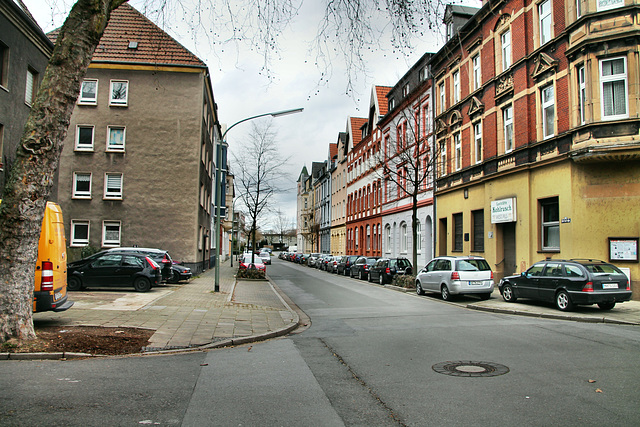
[472,54,481,91]
[454,133,462,171]
[79,79,98,104]
[25,67,38,106]
[576,0,582,18]
[107,126,126,151]
[397,121,406,151]
[542,85,555,138]
[386,225,391,252]
[402,84,410,97]
[453,213,463,252]
[597,0,624,12]
[73,172,92,199]
[600,57,628,120]
[439,140,447,176]
[70,220,90,246]
[540,197,559,251]
[474,122,482,164]
[472,210,484,252]
[104,173,123,199]
[416,221,422,253]
[366,225,371,250]
[539,0,552,46]
[109,80,128,106]
[0,41,8,88]
[76,125,94,150]
[401,223,408,253]
[578,65,586,125]
[503,105,513,153]
[501,30,511,71]
[453,71,460,103]
[102,221,121,247]
[439,82,446,114]
[355,228,359,250]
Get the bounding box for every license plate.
[469,281,483,286]
[54,291,63,301]
[602,283,618,289]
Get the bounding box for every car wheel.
[479,293,491,301]
[555,290,574,311]
[359,270,364,280]
[379,274,385,285]
[502,284,517,302]
[344,269,349,276]
[597,302,616,310]
[441,285,452,301]
[416,281,424,295]
[134,277,151,292]
[67,276,83,291]
[368,273,373,282]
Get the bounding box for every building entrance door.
[503,222,516,276]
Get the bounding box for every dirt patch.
[1,326,154,356]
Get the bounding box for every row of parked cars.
[67,247,192,292]
[281,252,413,285]
[281,252,632,312]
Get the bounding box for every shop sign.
[491,198,517,223]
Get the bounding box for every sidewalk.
[32,258,299,354]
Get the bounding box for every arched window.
[416,221,422,253]
[385,225,392,253]
[366,225,371,250]
[401,222,408,253]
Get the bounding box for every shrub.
[393,274,416,289]
[237,268,266,280]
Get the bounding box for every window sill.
[103,197,123,201]
[75,148,95,152]
[70,243,90,247]
[72,196,92,200]
[109,103,128,107]
[106,149,125,153]
[78,101,97,106]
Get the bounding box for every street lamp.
[214,107,304,291]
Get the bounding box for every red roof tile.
[329,143,338,159]
[49,4,205,68]
[375,86,392,116]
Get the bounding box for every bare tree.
[272,209,295,246]
[233,122,290,263]
[0,0,447,342]
[375,108,440,271]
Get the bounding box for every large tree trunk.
[0,0,127,343]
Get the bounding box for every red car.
[239,254,266,272]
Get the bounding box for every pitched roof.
[48,3,205,68]
[329,143,338,160]
[375,86,393,116]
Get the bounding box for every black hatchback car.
[67,252,162,292]
[368,258,413,285]
[499,259,632,311]
[350,256,379,280]
[107,247,174,282]
[337,255,360,276]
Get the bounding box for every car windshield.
[585,263,624,275]
[457,259,491,271]
[243,256,260,264]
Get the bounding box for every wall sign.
[609,237,638,262]
[490,198,517,223]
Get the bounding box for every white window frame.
[79,79,98,105]
[70,220,90,246]
[472,54,481,91]
[109,80,128,106]
[416,221,422,253]
[104,173,123,200]
[25,67,37,106]
[576,0,582,18]
[102,220,121,247]
[439,82,446,114]
[386,225,391,253]
[503,106,514,153]
[401,223,408,253]
[539,0,552,46]
[540,197,560,251]
[453,70,460,103]
[454,133,462,171]
[439,141,447,177]
[501,30,511,71]
[75,125,95,151]
[72,172,92,199]
[474,122,482,164]
[600,57,628,120]
[578,65,586,125]
[597,0,624,12]
[542,84,555,139]
[107,126,126,151]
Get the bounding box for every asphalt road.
[1,258,639,426]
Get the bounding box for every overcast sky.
[25,0,480,230]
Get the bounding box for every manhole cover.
[432,361,509,377]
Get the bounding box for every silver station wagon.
[416,256,494,301]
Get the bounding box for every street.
[1,257,639,426]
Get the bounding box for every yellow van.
[0,200,73,312]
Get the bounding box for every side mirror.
[521,272,527,277]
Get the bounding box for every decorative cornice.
[495,72,514,98]
[468,96,485,117]
[449,110,462,126]
[532,52,558,80]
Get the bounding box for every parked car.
[369,258,413,285]
[499,259,632,311]
[415,256,494,301]
[319,254,334,270]
[169,263,192,283]
[107,247,174,282]
[350,256,379,280]
[67,251,162,292]
[259,251,272,265]
[337,255,360,276]
[239,254,266,272]
[307,253,321,267]
[327,256,340,273]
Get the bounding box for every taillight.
[491,271,494,279]
[582,281,594,292]
[162,254,171,264]
[626,280,630,291]
[385,267,391,274]
[451,271,460,280]
[146,256,158,270]
[41,261,54,291]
